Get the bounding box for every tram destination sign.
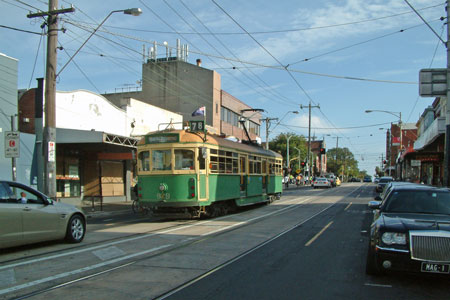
[146,134,179,144]
[189,120,205,132]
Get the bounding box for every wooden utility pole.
[300,101,320,178]
[27,1,74,198]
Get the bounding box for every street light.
[379,127,392,176]
[286,134,294,170]
[366,109,402,179]
[271,111,299,132]
[57,8,142,77]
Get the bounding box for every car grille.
[410,231,450,262]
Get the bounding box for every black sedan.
[366,184,450,275]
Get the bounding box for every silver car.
[0,180,86,249]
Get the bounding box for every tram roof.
[139,129,282,159]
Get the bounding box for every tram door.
[262,159,268,194]
[239,155,247,196]
[198,147,208,201]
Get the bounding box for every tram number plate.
[421,262,450,274]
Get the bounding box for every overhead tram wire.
[288,19,443,66]
[211,0,317,107]
[28,27,44,89]
[177,0,296,107]
[139,0,295,109]
[12,0,42,10]
[62,24,220,108]
[405,23,445,123]
[61,2,444,36]
[60,18,419,85]
[60,11,219,104]
[163,0,295,108]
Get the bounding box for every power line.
[61,2,443,36]
[0,24,44,35]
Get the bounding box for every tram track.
[2,185,362,299]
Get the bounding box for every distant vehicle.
[363,175,372,182]
[374,177,380,183]
[324,173,336,187]
[0,180,86,249]
[375,176,394,193]
[313,178,331,189]
[366,184,450,275]
[335,177,341,186]
[349,177,361,182]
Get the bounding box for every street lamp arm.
[365,109,401,120]
[56,8,142,77]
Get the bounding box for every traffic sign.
[5,131,20,158]
[419,68,447,97]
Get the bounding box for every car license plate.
[421,262,450,274]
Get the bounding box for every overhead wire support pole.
[261,117,278,150]
[27,0,75,198]
[300,102,320,179]
[404,0,446,46]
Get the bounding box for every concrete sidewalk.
[81,201,133,218]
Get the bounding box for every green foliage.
[268,133,307,170]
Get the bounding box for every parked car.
[335,177,341,186]
[375,176,393,193]
[349,177,361,182]
[313,178,331,189]
[366,184,450,275]
[374,177,380,183]
[363,175,372,182]
[0,180,86,249]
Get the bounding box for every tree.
[326,147,360,180]
[269,133,307,173]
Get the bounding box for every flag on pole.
[192,106,205,116]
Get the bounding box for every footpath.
[81,201,133,218]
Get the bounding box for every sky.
[1,0,447,175]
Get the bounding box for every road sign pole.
[11,115,16,181]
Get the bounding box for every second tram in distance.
[136,129,283,218]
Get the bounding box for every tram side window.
[175,149,194,170]
[210,149,218,173]
[139,151,150,171]
[152,150,172,171]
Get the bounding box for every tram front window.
[138,151,150,171]
[152,150,172,171]
[175,149,194,170]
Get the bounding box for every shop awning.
[56,128,140,148]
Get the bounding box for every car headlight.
[381,232,407,245]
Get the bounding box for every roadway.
[0,183,448,299]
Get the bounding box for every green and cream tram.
[136,129,283,218]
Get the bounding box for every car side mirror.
[368,200,381,209]
[374,196,382,201]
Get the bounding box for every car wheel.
[66,214,86,243]
[365,245,382,275]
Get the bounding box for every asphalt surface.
[164,185,450,300]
